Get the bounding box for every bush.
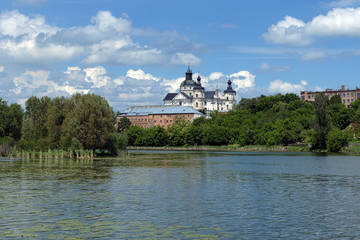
[326,128,352,152]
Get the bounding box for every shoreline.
[128,144,360,155]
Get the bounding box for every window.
[166,120,168,123]
[161,115,162,118]
[196,94,198,98]
[160,120,162,123]
[343,93,346,97]
[196,102,198,107]
[227,97,228,101]
[227,105,229,110]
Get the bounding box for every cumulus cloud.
[126,69,160,82]
[230,71,256,90]
[0,66,3,72]
[263,7,360,46]
[0,10,202,67]
[84,66,111,88]
[268,79,308,94]
[12,70,89,97]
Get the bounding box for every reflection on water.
[1,151,360,239]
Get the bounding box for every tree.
[61,94,114,151]
[327,127,352,152]
[117,117,131,132]
[167,116,189,146]
[328,103,350,130]
[312,93,331,150]
[106,132,128,155]
[329,95,342,105]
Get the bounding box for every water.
[1,151,360,239]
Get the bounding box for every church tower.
[193,74,205,110]
[180,65,196,97]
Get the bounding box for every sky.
[1,0,360,111]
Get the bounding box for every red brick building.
[300,85,360,107]
[116,105,204,129]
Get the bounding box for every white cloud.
[263,8,360,46]
[170,53,202,66]
[126,69,160,82]
[12,70,89,96]
[0,10,202,67]
[263,16,310,46]
[0,66,3,72]
[326,0,360,7]
[160,77,184,92]
[268,79,308,94]
[258,63,290,72]
[230,71,256,90]
[209,72,225,81]
[0,10,57,37]
[300,51,327,61]
[84,66,110,88]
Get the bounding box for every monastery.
[163,67,237,113]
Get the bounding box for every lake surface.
[1,151,360,239]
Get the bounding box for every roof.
[163,93,177,101]
[120,105,204,117]
[205,91,215,99]
[180,79,196,87]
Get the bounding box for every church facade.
[163,67,237,112]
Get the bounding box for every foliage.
[312,93,331,150]
[327,127,352,152]
[117,117,132,132]
[106,132,128,155]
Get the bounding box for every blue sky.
[1,0,360,111]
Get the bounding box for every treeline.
[1,92,359,156]
[0,94,127,156]
[124,93,358,152]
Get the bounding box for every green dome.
[180,79,196,87]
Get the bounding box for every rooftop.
[119,105,204,116]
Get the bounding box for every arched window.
[196,102,198,107]
[196,94,198,98]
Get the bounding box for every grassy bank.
[128,144,312,153]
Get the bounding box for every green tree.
[329,95,342,105]
[117,117,131,132]
[61,94,114,151]
[327,127,352,152]
[328,103,350,130]
[312,93,331,150]
[106,132,128,155]
[126,125,144,146]
[167,116,189,146]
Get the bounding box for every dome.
[180,79,196,87]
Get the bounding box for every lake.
[1,151,360,239]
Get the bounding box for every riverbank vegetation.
[1,92,359,156]
[0,94,127,157]
[126,93,356,153]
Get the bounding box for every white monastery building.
[163,67,237,112]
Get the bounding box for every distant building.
[163,67,236,113]
[300,85,360,107]
[116,105,204,129]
